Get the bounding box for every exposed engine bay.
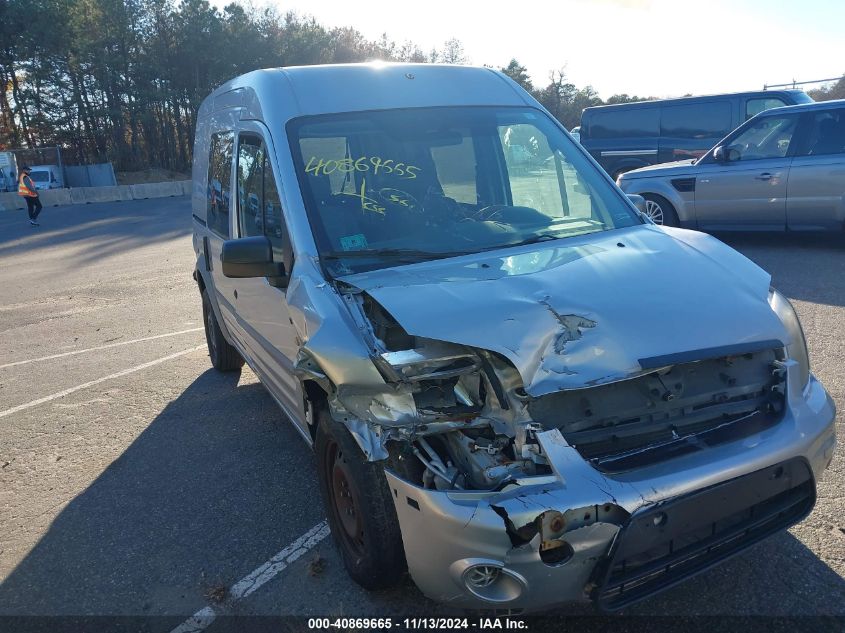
[314,289,788,491]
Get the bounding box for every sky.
[214,0,845,99]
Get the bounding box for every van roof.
[198,63,531,124]
[582,89,810,114]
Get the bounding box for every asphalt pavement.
[0,197,843,631]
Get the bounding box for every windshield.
[30,171,49,182]
[288,107,641,275]
[790,91,814,105]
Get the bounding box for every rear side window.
[207,131,234,237]
[799,108,845,157]
[588,107,659,139]
[746,97,786,120]
[660,102,732,139]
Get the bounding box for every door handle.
[755,172,773,181]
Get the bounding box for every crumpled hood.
[620,159,698,180]
[338,225,789,397]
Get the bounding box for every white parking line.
[0,327,204,369]
[0,345,207,419]
[169,521,331,633]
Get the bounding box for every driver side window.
[727,114,800,160]
[236,134,288,262]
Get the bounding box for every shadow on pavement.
[0,197,191,264]
[0,368,324,621]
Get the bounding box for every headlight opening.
[769,288,810,390]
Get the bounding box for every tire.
[201,288,244,372]
[315,403,406,590]
[642,194,679,227]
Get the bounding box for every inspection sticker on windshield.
[340,233,368,251]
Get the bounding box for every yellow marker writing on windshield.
[338,178,386,215]
[305,155,420,179]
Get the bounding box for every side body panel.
[693,157,791,230]
[655,97,738,164]
[787,153,845,230]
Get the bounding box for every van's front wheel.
[201,289,244,372]
[315,404,406,590]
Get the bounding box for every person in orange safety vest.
[18,165,43,227]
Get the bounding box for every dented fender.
[287,257,420,458]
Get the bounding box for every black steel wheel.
[315,403,406,589]
[201,288,244,372]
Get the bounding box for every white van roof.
[197,63,531,125]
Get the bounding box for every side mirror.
[713,145,741,163]
[221,236,288,287]
[626,193,646,215]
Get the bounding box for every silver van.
[191,64,836,612]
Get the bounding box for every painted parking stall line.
[169,521,331,633]
[0,345,207,419]
[0,327,204,370]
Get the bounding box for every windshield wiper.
[496,234,560,249]
[322,248,471,261]
[494,224,606,251]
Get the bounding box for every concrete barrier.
[69,188,88,204]
[80,185,134,203]
[1,179,192,212]
[40,189,73,207]
[129,181,183,200]
[0,192,24,211]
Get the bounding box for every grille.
[595,458,815,611]
[528,348,785,472]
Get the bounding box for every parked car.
[0,151,18,192]
[191,64,835,612]
[28,164,64,189]
[580,90,813,179]
[618,99,845,230]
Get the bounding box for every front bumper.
[386,370,836,612]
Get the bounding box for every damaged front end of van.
[287,225,836,612]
